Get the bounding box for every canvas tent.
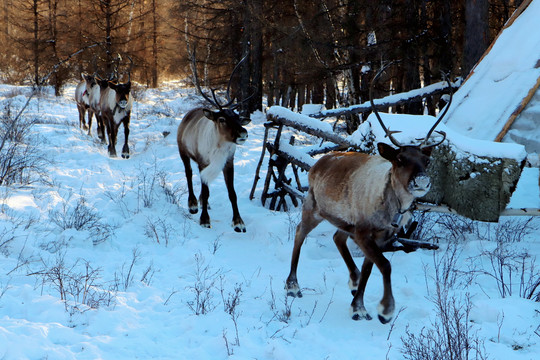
[443,0,540,155]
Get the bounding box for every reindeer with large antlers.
[177,51,250,232]
[285,65,451,323]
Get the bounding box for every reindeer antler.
[190,47,221,109]
[127,55,133,83]
[190,47,252,111]
[421,71,452,147]
[223,51,249,108]
[370,62,402,148]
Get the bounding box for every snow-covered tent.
[444,0,540,156]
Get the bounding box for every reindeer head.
[109,81,131,109]
[370,64,452,198]
[202,108,248,145]
[81,73,97,94]
[191,48,251,145]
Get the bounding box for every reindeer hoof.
[287,289,302,298]
[189,207,198,214]
[352,313,372,321]
[285,283,302,298]
[233,225,246,233]
[232,221,246,233]
[121,153,130,159]
[377,303,394,324]
[200,218,211,228]
[350,308,372,321]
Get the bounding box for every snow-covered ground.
[0,82,539,359]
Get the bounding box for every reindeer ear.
[421,146,434,157]
[240,116,251,126]
[377,142,399,162]
[203,109,216,120]
[81,73,86,80]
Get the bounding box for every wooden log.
[249,122,273,200]
[267,113,362,150]
[311,79,461,119]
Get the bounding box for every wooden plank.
[416,203,540,217]
[268,114,361,149]
[249,122,272,200]
[495,73,540,141]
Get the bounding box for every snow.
[443,0,540,148]
[357,112,528,161]
[0,81,538,360]
[268,106,334,133]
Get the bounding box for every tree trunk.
[33,0,39,85]
[240,0,251,119]
[250,0,263,111]
[297,84,306,112]
[151,0,158,88]
[463,0,489,77]
[325,77,336,109]
[312,81,324,104]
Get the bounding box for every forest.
[0,0,525,125]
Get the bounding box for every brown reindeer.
[75,73,97,133]
[285,66,451,323]
[177,51,250,232]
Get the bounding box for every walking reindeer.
[285,66,452,323]
[75,73,97,134]
[100,60,133,158]
[177,52,250,232]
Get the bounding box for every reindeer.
[75,73,97,134]
[88,75,110,144]
[177,51,250,232]
[285,66,452,323]
[100,61,133,158]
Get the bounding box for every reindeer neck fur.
[89,85,101,112]
[383,164,417,229]
[351,155,415,230]
[179,111,236,184]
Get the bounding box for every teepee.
[444,0,540,155]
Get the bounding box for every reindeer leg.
[79,106,88,130]
[108,124,118,157]
[223,158,245,232]
[199,182,211,228]
[87,110,93,136]
[351,258,374,321]
[121,118,130,159]
[332,231,361,295]
[285,189,322,298]
[180,152,198,214]
[96,115,106,144]
[353,228,394,324]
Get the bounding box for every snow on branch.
[311,78,462,119]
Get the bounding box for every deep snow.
[0,81,538,360]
